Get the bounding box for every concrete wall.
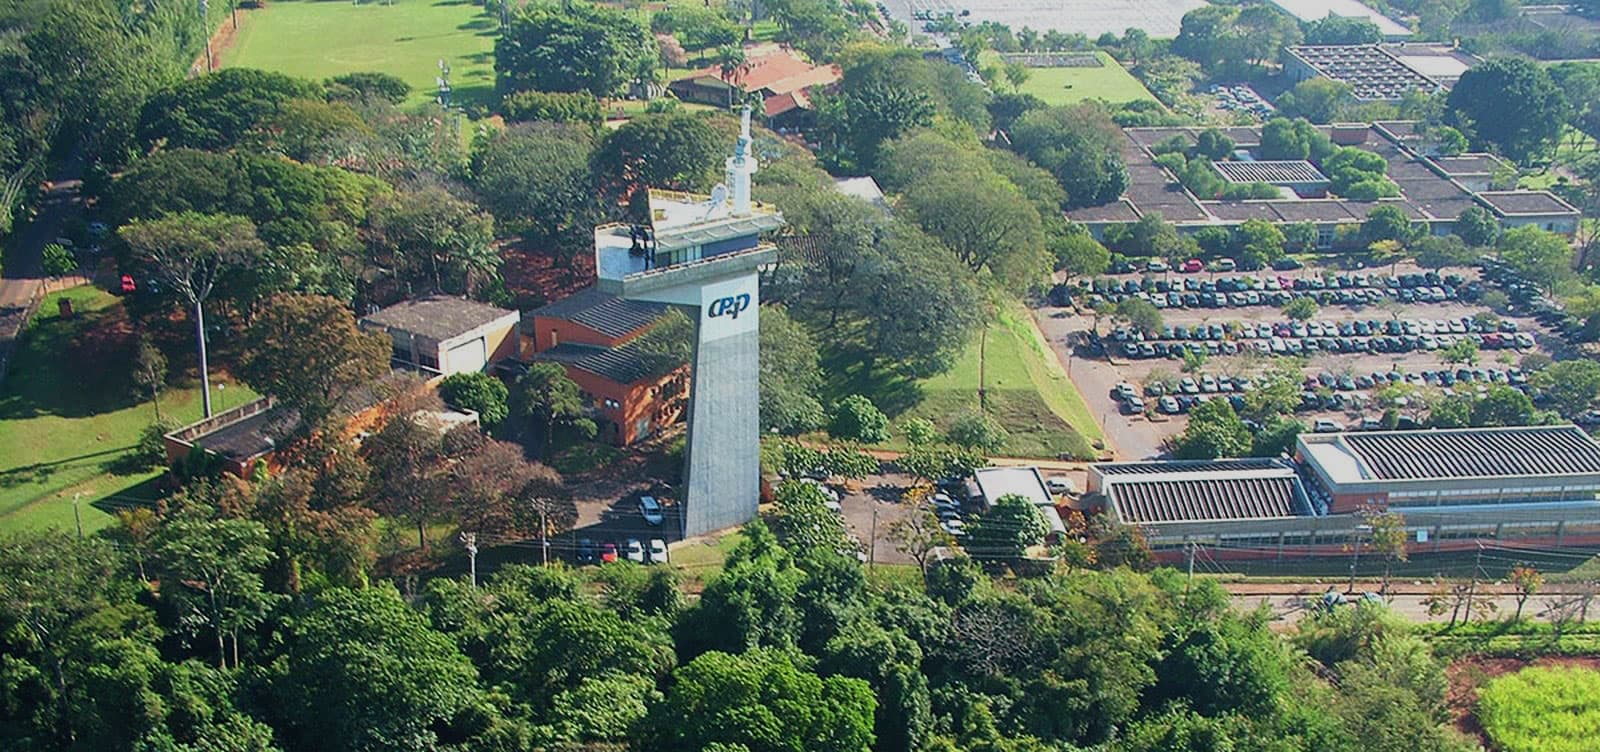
[681,319,762,537]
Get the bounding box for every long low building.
[1297,425,1600,512]
[1086,426,1600,555]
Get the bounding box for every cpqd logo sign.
[708,293,751,320]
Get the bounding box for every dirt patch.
[190,7,253,77]
[1446,655,1600,746]
[499,239,596,308]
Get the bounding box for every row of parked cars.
[1113,315,1533,360]
[577,537,669,564]
[1084,270,1481,310]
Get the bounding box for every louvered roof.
[1340,426,1600,481]
[1110,476,1306,524]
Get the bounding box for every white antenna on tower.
[724,105,756,216]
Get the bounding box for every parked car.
[1313,419,1343,433]
[624,538,646,563]
[1044,478,1075,495]
[1210,258,1237,272]
[577,538,596,564]
[648,538,669,563]
[638,496,664,525]
[1147,260,1169,273]
[1181,258,1204,273]
[600,542,619,563]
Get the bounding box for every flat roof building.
[360,296,520,376]
[1088,459,1320,545]
[973,466,1068,539]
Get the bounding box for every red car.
[119,274,136,293]
[1181,259,1204,273]
[600,542,618,563]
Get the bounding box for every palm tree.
[715,45,747,108]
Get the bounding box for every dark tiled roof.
[1432,154,1502,176]
[1111,475,1307,523]
[1479,191,1578,216]
[362,296,517,342]
[1204,201,1283,221]
[528,288,669,339]
[1264,201,1362,222]
[1068,200,1141,223]
[1097,458,1287,475]
[534,341,683,385]
[1342,426,1600,480]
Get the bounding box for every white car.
[1045,478,1075,495]
[824,499,843,514]
[625,538,646,563]
[941,519,967,536]
[638,496,664,526]
[648,538,669,563]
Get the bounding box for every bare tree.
[885,507,953,578]
[1509,565,1543,621]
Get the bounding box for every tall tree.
[470,123,598,269]
[238,294,390,430]
[1447,58,1569,165]
[512,362,598,455]
[592,111,723,196]
[137,67,322,151]
[119,212,267,418]
[495,3,656,96]
[151,511,279,669]
[900,169,1047,284]
[367,182,498,295]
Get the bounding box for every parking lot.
[1037,260,1565,459]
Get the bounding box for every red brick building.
[521,288,689,446]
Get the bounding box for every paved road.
[1,162,85,379]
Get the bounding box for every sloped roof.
[533,341,683,385]
[528,288,669,340]
[361,296,517,342]
[678,46,839,96]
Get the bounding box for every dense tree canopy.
[137,68,323,152]
[1447,58,1569,164]
[495,3,656,96]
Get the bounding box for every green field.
[824,301,1101,460]
[222,0,499,107]
[0,287,257,534]
[982,50,1159,106]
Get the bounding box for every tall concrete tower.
[594,107,784,537]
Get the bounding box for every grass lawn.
[981,51,1159,106]
[823,301,1100,460]
[0,286,257,534]
[222,0,499,108]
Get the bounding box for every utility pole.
[538,508,549,566]
[977,326,988,411]
[460,532,478,588]
[1347,527,1363,593]
[1185,540,1195,585]
[868,507,878,572]
[200,0,214,72]
[1464,540,1483,621]
[72,493,83,540]
[196,301,212,418]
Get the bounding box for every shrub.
[499,90,602,126]
[828,395,890,444]
[133,421,177,469]
[1478,666,1600,752]
[947,410,1009,453]
[437,372,510,429]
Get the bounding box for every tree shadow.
[0,299,143,420]
[458,17,496,31]
[88,474,169,518]
[819,347,924,417]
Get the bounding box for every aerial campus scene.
[4,0,1600,748]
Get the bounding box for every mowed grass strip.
[0,286,257,534]
[983,50,1159,106]
[823,302,1096,460]
[221,0,498,107]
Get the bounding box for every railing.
[166,397,274,444]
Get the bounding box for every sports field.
[983,51,1159,106]
[222,0,498,107]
